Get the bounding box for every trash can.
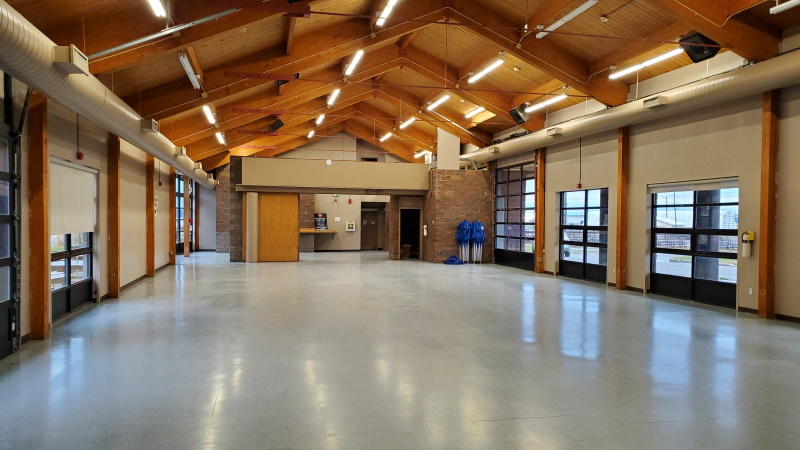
[401,244,411,259]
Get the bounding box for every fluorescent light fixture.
[468,59,504,84]
[771,0,800,14]
[215,132,226,145]
[376,0,400,27]
[178,52,201,90]
[316,114,326,125]
[148,0,167,17]
[524,94,568,113]
[327,89,341,105]
[465,106,486,119]
[380,132,393,142]
[609,48,683,79]
[308,130,315,138]
[345,50,365,76]
[536,0,597,39]
[399,117,416,129]
[426,94,450,111]
[414,150,431,159]
[202,105,216,125]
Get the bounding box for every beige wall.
[155,162,170,268]
[776,85,800,317]
[119,140,147,287]
[197,184,217,251]
[314,194,362,251]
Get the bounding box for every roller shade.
[49,159,97,235]
[648,177,738,194]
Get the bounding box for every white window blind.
[648,177,738,194]
[49,159,97,235]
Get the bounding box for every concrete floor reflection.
[1,251,799,449]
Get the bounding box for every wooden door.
[258,193,299,262]
[361,211,379,250]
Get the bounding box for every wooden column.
[183,176,190,257]
[615,127,630,290]
[168,167,176,265]
[28,93,50,340]
[759,90,780,319]
[534,149,546,273]
[145,155,155,276]
[107,134,121,298]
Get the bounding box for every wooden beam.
[535,148,546,273]
[146,155,156,277]
[344,120,418,162]
[354,103,438,153]
[185,46,205,87]
[108,134,121,297]
[649,0,779,62]
[615,127,629,290]
[184,176,191,257]
[525,0,576,29]
[589,23,689,75]
[759,90,780,319]
[28,93,50,340]
[169,167,176,265]
[286,17,298,55]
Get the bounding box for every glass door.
[175,174,194,254]
[0,127,15,359]
[50,233,93,320]
[559,189,609,283]
[494,163,536,271]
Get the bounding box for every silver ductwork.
[0,1,217,188]
[462,50,800,164]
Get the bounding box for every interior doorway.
[400,209,421,259]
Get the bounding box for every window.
[50,233,92,291]
[176,174,194,252]
[559,188,609,283]
[650,187,739,308]
[494,162,536,270]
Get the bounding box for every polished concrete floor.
[2,252,800,450]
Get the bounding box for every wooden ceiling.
[8,0,791,169]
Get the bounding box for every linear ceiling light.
[524,94,568,113]
[609,48,684,79]
[345,50,365,76]
[427,94,450,111]
[771,0,800,13]
[327,89,341,105]
[316,114,326,125]
[215,132,226,145]
[399,117,416,129]
[465,107,486,119]
[536,0,598,39]
[147,0,167,17]
[376,0,400,27]
[468,58,504,84]
[202,105,216,125]
[414,150,431,159]
[178,52,201,90]
[380,132,393,142]
[308,130,315,138]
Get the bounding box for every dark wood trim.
[534,149,546,273]
[120,274,147,293]
[21,334,29,345]
[627,286,645,293]
[738,306,758,315]
[28,92,50,340]
[155,263,170,273]
[607,282,616,288]
[146,155,155,277]
[543,270,555,275]
[776,314,800,325]
[758,90,779,319]
[194,249,216,252]
[615,127,629,290]
[108,134,121,298]
[98,294,108,303]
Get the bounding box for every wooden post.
[108,134,121,298]
[168,167,176,265]
[615,127,630,290]
[28,93,50,340]
[535,149,546,273]
[183,176,190,257]
[759,90,780,319]
[145,155,155,276]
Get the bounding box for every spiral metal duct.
[0,1,217,188]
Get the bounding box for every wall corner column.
[183,176,190,258]
[535,149,546,273]
[759,90,780,319]
[28,93,50,340]
[107,133,121,298]
[245,192,259,263]
[168,167,176,265]
[145,155,155,276]
[616,127,630,290]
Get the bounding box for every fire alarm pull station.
[741,231,755,258]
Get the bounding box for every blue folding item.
[444,255,464,265]
[456,220,471,262]
[470,222,486,263]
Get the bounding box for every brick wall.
[387,196,400,260]
[229,157,244,262]
[422,169,494,263]
[299,193,316,252]
[215,164,231,253]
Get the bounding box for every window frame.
[50,232,93,292]
[559,188,610,267]
[494,163,536,254]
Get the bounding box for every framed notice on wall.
[346,221,356,232]
[314,213,328,231]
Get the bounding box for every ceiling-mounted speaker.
[679,32,721,63]
[509,105,531,125]
[267,118,285,133]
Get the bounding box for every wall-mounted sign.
[346,221,356,232]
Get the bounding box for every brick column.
[387,196,401,260]
[229,157,244,262]
[215,164,231,253]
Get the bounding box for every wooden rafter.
[344,119,418,162]
[354,102,438,153]
[589,23,690,75]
